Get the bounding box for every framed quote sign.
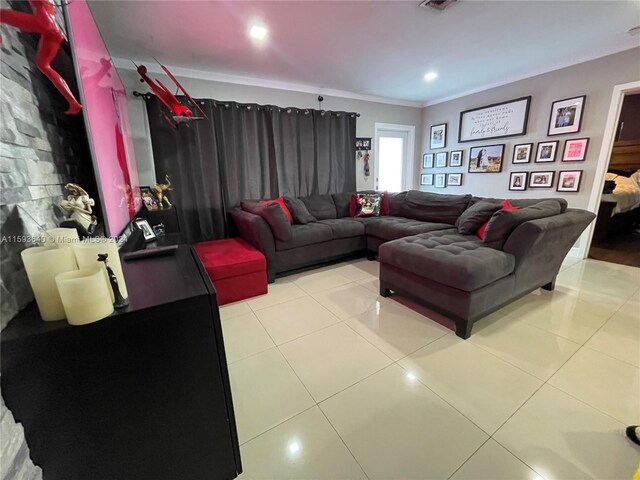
[458,96,531,143]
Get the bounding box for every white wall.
[117,68,423,191]
[419,48,640,211]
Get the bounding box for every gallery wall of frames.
[417,48,639,209]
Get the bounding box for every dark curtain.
[145,98,356,242]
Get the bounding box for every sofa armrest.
[230,208,276,265]
[502,209,595,293]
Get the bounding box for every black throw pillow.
[455,200,503,235]
[283,197,317,225]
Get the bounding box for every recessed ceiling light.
[424,72,438,81]
[249,25,268,40]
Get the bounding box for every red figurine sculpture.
[0,0,82,114]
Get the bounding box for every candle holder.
[73,239,128,301]
[20,246,78,321]
[44,227,80,248]
[97,253,129,308]
[55,267,114,326]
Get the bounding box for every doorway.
[374,123,415,192]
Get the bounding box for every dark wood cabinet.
[1,246,241,480]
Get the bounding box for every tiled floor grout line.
[237,403,318,447]
[445,437,493,480]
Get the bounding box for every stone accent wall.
[1,1,94,478]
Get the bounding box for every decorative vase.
[55,267,114,325]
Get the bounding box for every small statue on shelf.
[152,175,172,209]
[97,253,129,308]
[59,183,97,235]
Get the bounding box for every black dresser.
[1,246,241,480]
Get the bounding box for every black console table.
[1,246,241,480]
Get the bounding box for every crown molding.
[112,57,423,109]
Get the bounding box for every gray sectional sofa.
[231,190,595,338]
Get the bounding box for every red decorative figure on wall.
[0,0,82,114]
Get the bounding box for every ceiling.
[88,0,640,106]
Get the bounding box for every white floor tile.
[219,301,252,321]
[470,317,580,380]
[228,348,314,444]
[344,302,448,361]
[557,260,640,301]
[450,439,544,480]
[221,312,274,364]
[291,269,353,294]
[549,347,640,425]
[238,407,366,479]
[585,300,640,367]
[312,283,387,320]
[320,364,488,479]
[357,277,379,294]
[247,281,308,311]
[331,259,379,281]
[494,385,639,480]
[279,322,392,401]
[399,334,543,434]
[254,296,340,345]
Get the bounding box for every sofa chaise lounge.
[231,190,595,338]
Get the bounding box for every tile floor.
[219,256,640,480]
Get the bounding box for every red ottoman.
[195,238,267,305]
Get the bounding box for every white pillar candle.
[55,267,114,326]
[44,228,80,248]
[20,246,78,321]
[73,238,128,300]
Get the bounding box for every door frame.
[577,80,640,258]
[374,122,416,191]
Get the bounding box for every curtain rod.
[133,91,361,117]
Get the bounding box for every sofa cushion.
[455,200,503,235]
[478,200,520,240]
[471,196,568,213]
[483,199,562,249]
[331,192,354,218]
[318,218,365,239]
[241,201,293,241]
[299,194,337,220]
[400,190,471,224]
[387,191,407,216]
[379,230,515,291]
[259,196,293,224]
[275,222,333,251]
[284,196,317,224]
[366,217,452,241]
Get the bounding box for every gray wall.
[1,2,93,477]
[116,67,423,192]
[419,48,640,210]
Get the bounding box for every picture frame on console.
[447,173,462,186]
[421,173,433,186]
[450,150,463,167]
[430,123,447,149]
[435,152,448,168]
[423,153,434,168]
[529,171,555,188]
[557,170,583,192]
[141,187,159,211]
[468,144,504,173]
[434,173,446,188]
[547,95,586,136]
[134,218,157,242]
[509,172,527,191]
[562,138,589,162]
[512,143,533,164]
[535,141,559,163]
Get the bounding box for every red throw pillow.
[381,191,390,216]
[349,194,358,217]
[260,196,293,224]
[477,200,520,239]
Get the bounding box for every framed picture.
[468,144,505,173]
[450,150,463,167]
[420,173,433,186]
[435,173,446,188]
[458,96,531,142]
[529,171,555,188]
[535,141,559,163]
[423,153,434,169]
[512,143,533,164]
[435,151,448,167]
[447,173,462,186]
[430,123,447,149]
[141,187,159,211]
[557,170,583,192]
[134,218,157,242]
[562,138,589,162]
[355,137,371,151]
[547,95,586,136]
[509,172,527,191]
